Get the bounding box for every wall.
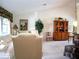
[37,1,75,33]
[77,4,79,33]
[13,0,75,34]
[0,0,2,6]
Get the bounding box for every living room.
[0,0,79,59]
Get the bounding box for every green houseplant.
[35,19,44,35]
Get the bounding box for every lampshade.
[73,21,77,27]
[13,24,18,30]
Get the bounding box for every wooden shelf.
[53,18,69,41]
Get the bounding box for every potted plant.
[35,19,44,35]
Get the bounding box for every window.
[0,17,1,36]
[0,16,10,36]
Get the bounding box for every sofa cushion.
[0,35,12,44]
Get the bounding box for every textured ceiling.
[77,0,79,3]
[0,0,75,15]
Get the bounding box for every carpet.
[42,41,73,59]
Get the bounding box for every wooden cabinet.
[53,18,69,41]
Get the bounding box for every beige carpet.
[0,40,73,59]
[42,41,73,59]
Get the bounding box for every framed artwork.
[20,19,28,31]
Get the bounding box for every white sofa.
[12,34,42,59]
[0,35,14,59]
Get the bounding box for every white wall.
[13,0,75,33]
[77,4,79,33]
[37,1,75,33]
[0,0,2,6]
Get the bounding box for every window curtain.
[0,7,13,22]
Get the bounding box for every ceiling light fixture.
[43,3,47,6]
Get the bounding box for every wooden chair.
[68,32,74,42]
[64,45,74,58]
[64,45,79,59]
[46,32,53,41]
[64,34,79,59]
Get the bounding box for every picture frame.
[20,19,28,31]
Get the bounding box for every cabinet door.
[57,32,62,40]
[65,32,69,39]
[53,32,58,40]
[53,32,61,40]
[62,32,69,40]
[64,21,68,32]
[54,21,58,32]
[62,32,66,40]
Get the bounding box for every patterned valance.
[0,7,13,22]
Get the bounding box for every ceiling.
[0,0,76,15]
[77,0,79,3]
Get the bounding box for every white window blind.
[0,16,10,36]
[0,17,1,36]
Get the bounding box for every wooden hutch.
[53,18,69,41]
